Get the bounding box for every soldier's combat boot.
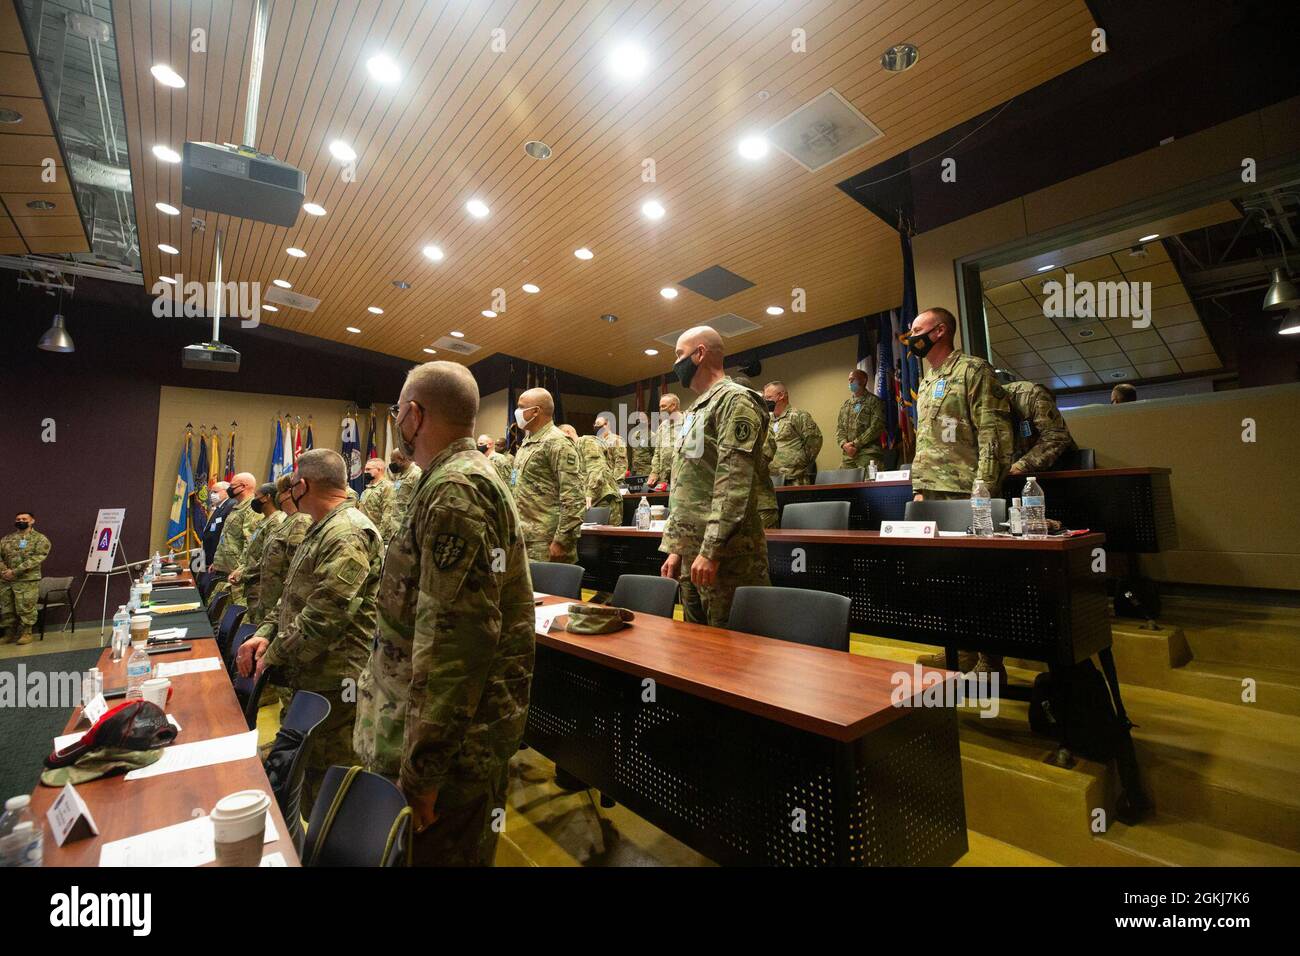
[916,648,977,671]
[0,628,15,645]
[15,631,34,646]
[971,653,1006,681]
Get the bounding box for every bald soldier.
[478,434,513,485]
[646,393,683,490]
[359,457,395,533]
[512,388,585,563]
[593,415,628,477]
[660,326,772,626]
[995,371,1076,476]
[355,361,534,866]
[383,447,423,540]
[907,306,1013,675]
[237,449,383,808]
[837,368,886,470]
[211,472,262,581]
[0,512,50,646]
[763,381,823,486]
[560,424,624,526]
[226,483,283,609]
[734,374,779,529]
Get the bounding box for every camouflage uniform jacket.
[487,452,513,486]
[770,406,823,483]
[662,377,770,562]
[836,392,886,466]
[385,463,423,540]
[359,476,395,533]
[354,437,535,797]
[1003,381,1075,474]
[0,529,50,581]
[912,349,1013,494]
[756,427,778,519]
[575,434,622,505]
[212,498,262,572]
[256,499,382,693]
[598,430,628,476]
[233,510,282,608]
[511,421,585,561]
[648,416,683,484]
[249,511,311,626]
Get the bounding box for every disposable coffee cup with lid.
[210,790,271,867]
[129,614,151,641]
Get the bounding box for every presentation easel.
[70,508,134,640]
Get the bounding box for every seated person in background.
[0,512,50,646]
[1111,383,1138,404]
[995,370,1076,476]
[837,368,886,471]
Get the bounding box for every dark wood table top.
[535,596,954,742]
[25,631,299,866]
[584,526,1106,551]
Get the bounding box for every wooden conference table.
[524,595,969,867]
[26,578,300,866]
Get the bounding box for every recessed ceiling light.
[365,53,400,85]
[0,108,23,124]
[482,310,497,318]
[368,306,384,314]
[262,304,278,312]
[152,144,181,163]
[25,200,55,210]
[158,243,179,255]
[522,283,540,293]
[607,42,649,81]
[150,64,186,88]
[272,279,291,289]
[466,198,489,218]
[641,200,665,220]
[286,247,307,258]
[422,347,437,354]
[302,202,326,216]
[393,280,411,289]
[524,140,552,160]
[328,140,356,162]
[450,330,465,338]
[1139,233,1160,242]
[159,275,177,285]
[738,135,768,161]
[1036,264,1056,272]
[1078,328,1095,338]
[422,245,444,262]
[766,306,784,315]
[644,348,659,356]
[574,247,594,260]
[660,287,678,299]
[155,202,180,216]
[880,42,919,72]
[1110,370,1126,378]
[346,326,361,334]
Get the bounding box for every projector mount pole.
[212,227,223,343]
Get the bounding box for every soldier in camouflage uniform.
[0,512,50,645]
[627,414,656,477]
[384,448,423,541]
[478,434,513,485]
[355,361,534,866]
[246,474,313,628]
[661,327,772,626]
[997,375,1076,476]
[227,483,282,609]
[512,388,585,563]
[237,449,383,809]
[837,369,886,470]
[560,424,624,526]
[734,376,779,529]
[494,437,514,470]
[594,416,628,477]
[359,458,395,534]
[646,393,683,490]
[763,382,824,485]
[907,307,1013,675]
[211,473,262,577]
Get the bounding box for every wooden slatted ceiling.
[114,0,1097,386]
[0,0,88,255]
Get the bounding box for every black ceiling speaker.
[355,385,375,409]
[742,359,762,377]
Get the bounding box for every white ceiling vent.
[431,335,482,355]
[655,313,760,347]
[766,88,884,172]
[264,287,320,312]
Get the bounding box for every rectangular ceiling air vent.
[655,313,761,347]
[767,88,884,172]
[432,335,482,355]
[264,287,320,312]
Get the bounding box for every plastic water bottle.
[167,548,175,565]
[1008,498,1024,536]
[636,496,652,530]
[153,551,162,577]
[970,479,994,537]
[125,642,152,700]
[0,796,44,867]
[867,460,877,480]
[111,605,130,662]
[1022,477,1047,539]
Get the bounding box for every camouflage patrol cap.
[565,604,635,635]
[40,747,163,786]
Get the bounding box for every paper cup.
[141,676,172,709]
[211,790,271,867]
[129,614,151,643]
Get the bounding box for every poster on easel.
[86,509,125,574]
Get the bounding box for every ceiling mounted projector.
[181,142,305,227]
[182,341,241,372]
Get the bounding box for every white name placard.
[880,520,938,539]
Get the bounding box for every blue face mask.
[849,382,860,395]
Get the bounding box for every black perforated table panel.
[525,644,968,867]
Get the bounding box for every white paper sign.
[872,469,912,482]
[47,784,99,846]
[534,606,561,633]
[124,730,258,780]
[148,627,188,641]
[880,520,938,539]
[99,808,280,867]
[82,693,108,727]
[154,656,222,678]
[85,509,126,574]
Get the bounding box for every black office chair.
[206,588,231,628]
[529,561,585,599]
[609,574,678,618]
[302,765,413,867]
[1053,447,1096,470]
[727,586,851,652]
[770,473,787,488]
[264,690,331,855]
[36,576,75,640]
[584,506,611,525]
[780,501,850,530]
[242,666,272,731]
[815,467,864,485]
[905,498,1008,533]
[217,603,247,665]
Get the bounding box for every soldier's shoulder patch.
[734,418,754,445]
[431,532,467,570]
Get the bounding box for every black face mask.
[765,399,777,412]
[250,499,265,515]
[673,351,699,389]
[389,461,403,474]
[905,328,937,359]
[15,521,29,531]
[291,480,308,510]
[477,445,489,454]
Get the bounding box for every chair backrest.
[609,574,678,618]
[242,666,271,731]
[905,498,1008,532]
[780,501,850,530]
[727,586,851,652]
[228,621,259,679]
[196,570,214,602]
[584,506,611,525]
[38,576,73,602]
[1052,447,1096,470]
[815,467,864,485]
[273,690,332,851]
[770,473,786,488]
[206,588,231,625]
[529,561,585,599]
[302,766,412,867]
[217,603,247,660]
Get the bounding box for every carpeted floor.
[0,646,103,800]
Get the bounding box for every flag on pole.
[365,411,378,463]
[225,425,236,482]
[305,419,314,453]
[341,409,365,496]
[280,415,294,477]
[209,429,221,491]
[898,230,923,432]
[270,417,285,481]
[293,418,304,467]
[165,429,194,550]
[192,426,210,527]
[875,312,899,449]
[384,415,393,461]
